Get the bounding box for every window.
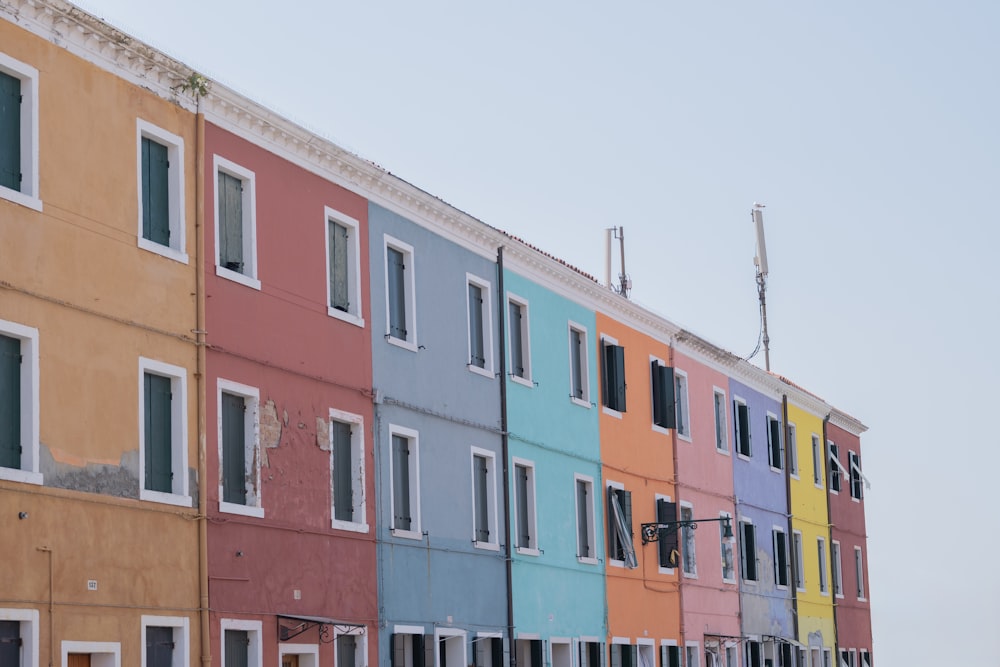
[335,628,367,667]
[0,320,40,485]
[136,120,186,262]
[684,644,699,667]
[660,644,680,667]
[0,608,38,667]
[516,638,544,667]
[466,276,493,375]
[601,337,626,413]
[650,359,674,430]
[839,650,854,667]
[384,235,417,349]
[218,379,262,518]
[325,208,364,326]
[811,435,823,487]
[674,371,690,438]
[787,423,798,477]
[580,641,603,667]
[390,427,421,538]
[568,323,590,405]
[859,650,870,667]
[680,504,697,576]
[720,512,735,582]
[823,649,832,667]
[773,528,788,587]
[793,531,805,591]
[280,644,319,667]
[740,520,757,581]
[0,52,40,211]
[831,541,843,597]
[214,156,259,288]
[607,484,636,568]
[828,442,842,493]
[746,641,761,667]
[767,414,783,471]
[471,448,499,548]
[855,547,866,600]
[513,459,538,553]
[436,629,467,667]
[714,389,728,453]
[221,619,262,667]
[330,409,367,532]
[390,629,430,667]
[734,399,751,457]
[575,475,597,562]
[142,615,189,667]
[473,635,505,667]
[139,358,189,506]
[610,642,636,667]
[726,645,737,667]
[656,497,679,570]
[817,537,828,594]
[849,451,863,500]
[810,649,821,667]
[507,295,531,384]
[61,641,120,667]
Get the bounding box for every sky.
[72,1,1000,664]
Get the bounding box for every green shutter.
[473,455,489,542]
[468,283,485,368]
[509,302,523,377]
[576,479,589,557]
[0,334,22,469]
[570,329,584,399]
[218,171,244,272]
[221,393,247,504]
[332,421,354,522]
[337,635,357,667]
[144,373,173,493]
[141,137,170,246]
[769,417,783,469]
[224,630,248,667]
[0,71,21,192]
[516,465,530,547]
[146,626,174,667]
[329,220,350,311]
[387,248,407,339]
[392,435,411,530]
[651,362,675,429]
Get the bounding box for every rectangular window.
[660,644,680,667]
[607,485,635,567]
[390,630,431,667]
[793,531,805,591]
[601,338,626,413]
[824,649,832,667]
[656,497,679,570]
[0,320,41,485]
[610,643,636,667]
[831,541,843,597]
[685,645,699,667]
[214,156,259,288]
[142,616,189,667]
[650,359,675,430]
[747,641,762,667]
[385,236,417,348]
[855,547,866,599]
[218,379,262,518]
[575,475,597,562]
[472,448,499,548]
[734,399,751,457]
[221,619,262,667]
[714,389,728,452]
[136,120,186,261]
[507,295,531,384]
[466,276,493,375]
[767,414,783,470]
[720,512,735,582]
[568,323,589,405]
[859,650,870,667]
[390,426,421,538]
[680,504,697,576]
[336,629,367,667]
[139,358,190,505]
[473,635,505,667]
[330,409,367,532]
[580,641,602,667]
[514,459,538,553]
[674,371,690,438]
[828,442,842,493]
[325,208,364,326]
[0,53,40,210]
[811,435,823,486]
[849,451,863,500]
[817,537,828,594]
[740,520,757,581]
[726,646,736,667]
[773,528,788,587]
[0,608,38,667]
[787,423,798,477]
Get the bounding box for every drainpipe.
[195,98,211,667]
[36,546,52,667]
[668,341,687,648]
[781,395,798,650]
[497,246,515,667]
[822,414,839,663]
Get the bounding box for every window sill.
[332,519,369,534]
[216,265,261,291]
[715,448,731,457]
[608,558,625,569]
[601,406,623,420]
[682,571,698,579]
[467,364,494,379]
[577,556,599,566]
[0,187,42,212]
[790,473,800,481]
[473,541,500,552]
[722,577,738,585]
[219,501,265,518]
[516,547,540,557]
[327,307,365,328]
[658,567,677,576]
[742,578,758,586]
[391,528,423,541]
[570,397,591,409]
[140,489,193,507]
[511,375,534,388]
[677,432,692,443]
[0,467,43,485]
[769,466,784,474]
[814,482,825,490]
[386,335,418,353]
[737,452,752,461]
[834,593,844,599]
[651,423,670,436]
[139,238,189,264]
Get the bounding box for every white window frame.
[679,501,697,578]
[734,397,751,459]
[465,274,494,378]
[61,641,120,667]
[859,649,870,667]
[136,119,186,263]
[0,608,39,667]
[654,493,676,575]
[507,293,532,387]
[138,357,190,506]
[713,387,729,454]
[720,510,736,583]
[793,530,805,592]
[772,526,788,589]
[831,540,844,598]
[817,536,829,595]
[470,446,500,550]
[567,321,590,407]
[660,640,680,667]
[219,619,262,667]
[513,457,539,555]
[855,546,866,601]
[766,412,783,472]
[812,434,823,488]
[636,639,654,667]
[213,155,259,289]
[475,632,505,667]
[435,628,467,667]
[217,378,263,518]
[330,408,367,533]
[0,318,41,485]
[324,207,364,327]
[141,615,189,667]
[279,643,319,667]
[575,473,598,564]
[0,52,41,212]
[674,369,691,441]
[333,624,368,667]
[384,234,418,350]
[391,626,427,667]
[684,642,700,667]
[389,424,422,540]
[787,422,799,478]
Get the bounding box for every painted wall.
[204,122,377,665]
[368,203,507,661]
[503,269,605,646]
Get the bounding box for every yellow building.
[1,2,204,664]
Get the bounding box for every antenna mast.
[752,203,771,371]
[605,226,631,298]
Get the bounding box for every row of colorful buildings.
[0,1,873,666]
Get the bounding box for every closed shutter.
[530,640,543,667]
[576,479,590,557]
[0,334,22,469]
[146,626,174,667]
[225,630,249,667]
[392,435,411,530]
[742,523,757,580]
[412,635,426,667]
[570,329,584,399]
[337,635,357,667]
[774,531,788,586]
[509,302,523,377]
[603,343,627,411]
[0,71,21,192]
[144,373,173,492]
[387,248,407,339]
[769,418,783,469]
[221,393,247,504]
[735,402,751,456]
[391,634,405,667]
[515,465,530,547]
[657,499,678,568]
[141,137,170,245]
[0,621,21,666]
[468,283,485,368]
[332,421,354,522]
[474,455,489,542]
[492,638,505,667]
[329,220,350,311]
[651,362,675,429]
[218,171,244,272]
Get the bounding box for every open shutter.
[423,634,436,667]
[387,248,407,339]
[392,634,405,667]
[735,402,751,456]
[531,640,543,667]
[0,71,21,191]
[329,220,350,311]
[392,435,412,530]
[468,283,485,368]
[0,334,22,469]
[221,393,247,504]
[332,421,354,522]
[612,345,627,411]
[141,137,170,245]
[144,373,173,493]
[218,171,244,272]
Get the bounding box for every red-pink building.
[203,120,376,667]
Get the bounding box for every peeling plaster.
[316,416,330,451]
[259,398,282,467]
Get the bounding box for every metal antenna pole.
[617,226,628,297]
[757,268,770,371]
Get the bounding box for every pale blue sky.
[74,1,1000,664]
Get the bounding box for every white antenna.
[752,203,772,371]
[605,226,631,298]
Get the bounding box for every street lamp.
[640,516,733,545]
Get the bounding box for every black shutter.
[657,499,679,568]
[651,362,675,429]
[218,171,244,272]
[0,621,21,667]
[142,137,170,245]
[742,523,757,581]
[144,373,173,492]
[221,393,247,504]
[736,402,751,457]
[774,531,788,586]
[332,421,354,522]
[146,626,174,667]
[0,71,21,192]
[509,302,524,377]
[392,435,412,530]
[603,343,626,412]
[388,248,407,339]
[224,629,248,667]
[492,638,504,667]
[769,417,783,470]
[516,465,530,547]
[531,640,543,667]
[0,334,22,469]
[577,479,590,557]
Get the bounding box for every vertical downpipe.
[668,340,686,645]
[195,97,211,667]
[782,395,798,647]
[497,246,515,667]
[822,414,839,661]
